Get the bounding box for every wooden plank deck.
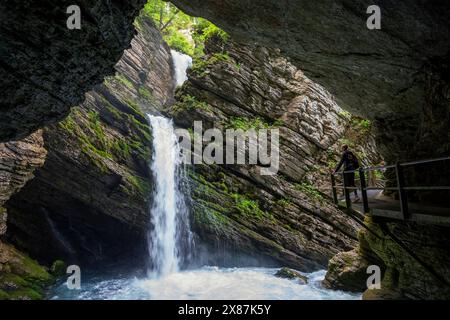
[339,191,450,226]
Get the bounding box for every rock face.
[5,16,174,266]
[0,242,54,300]
[166,37,359,271]
[169,0,450,163]
[0,131,47,236]
[275,267,308,285]
[325,217,450,299]
[0,132,51,299]
[0,0,146,142]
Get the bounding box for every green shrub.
[165,30,194,56]
[191,52,231,76]
[232,194,267,220]
[295,182,324,202]
[138,87,155,104]
[177,94,211,111]
[115,74,134,90]
[226,116,281,131]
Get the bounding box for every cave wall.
[169,0,450,163]
[0,132,53,299]
[324,217,450,300]
[0,0,146,142]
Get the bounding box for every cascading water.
[171,50,192,87]
[147,115,192,277]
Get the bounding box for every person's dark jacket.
[335,150,357,172]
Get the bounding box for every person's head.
[341,145,349,152]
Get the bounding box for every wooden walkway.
[339,191,450,226]
[331,156,450,226]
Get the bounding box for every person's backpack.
[347,151,360,169]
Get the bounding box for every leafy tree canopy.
[141,0,228,57]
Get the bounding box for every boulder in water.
[275,267,308,285]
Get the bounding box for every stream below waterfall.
[50,267,360,300]
[49,51,361,300]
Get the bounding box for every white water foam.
[50,267,361,300]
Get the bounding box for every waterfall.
[171,50,192,87]
[147,115,192,277]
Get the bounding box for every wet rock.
[275,267,308,285]
[0,0,147,142]
[0,130,47,210]
[323,249,372,293]
[0,242,53,300]
[325,216,450,299]
[50,260,67,278]
[0,129,49,300]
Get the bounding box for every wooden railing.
[331,156,450,222]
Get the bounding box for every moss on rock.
[0,242,53,300]
[275,267,308,284]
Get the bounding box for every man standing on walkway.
[333,145,360,202]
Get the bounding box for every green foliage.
[123,98,146,119]
[231,193,274,221]
[276,198,292,208]
[126,174,151,197]
[338,110,352,119]
[191,52,231,76]
[181,95,211,111]
[141,0,228,57]
[138,87,155,104]
[374,169,385,180]
[142,0,192,30]
[50,260,67,277]
[193,19,229,43]
[226,116,281,131]
[338,138,354,149]
[166,32,194,56]
[87,110,106,143]
[295,182,324,202]
[141,0,195,55]
[353,118,372,134]
[232,194,266,220]
[115,74,134,90]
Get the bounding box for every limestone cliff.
[0,0,146,142]
[165,37,360,270]
[0,132,53,299]
[324,217,450,300]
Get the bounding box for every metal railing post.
[342,171,351,209]
[359,168,370,213]
[395,162,409,220]
[331,173,338,204]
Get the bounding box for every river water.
[50,267,360,300]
